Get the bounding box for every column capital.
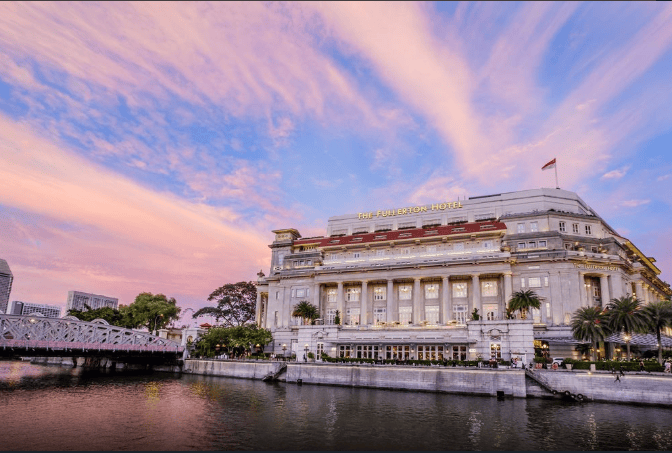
[471,274,480,279]
[414,277,422,283]
[502,271,513,276]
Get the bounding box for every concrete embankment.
[183,360,672,406]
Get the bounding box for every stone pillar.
[471,274,480,316]
[441,276,450,324]
[387,279,395,322]
[579,273,587,307]
[600,275,610,307]
[360,280,368,325]
[337,282,344,324]
[413,278,422,324]
[255,291,262,326]
[645,285,651,304]
[610,273,624,300]
[635,281,644,303]
[504,272,513,310]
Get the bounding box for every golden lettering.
[359,201,462,220]
[431,203,439,211]
[440,203,447,210]
[420,206,428,212]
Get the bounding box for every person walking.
[639,359,645,372]
[664,361,671,373]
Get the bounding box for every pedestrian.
[614,374,620,383]
[664,361,671,373]
[639,360,645,372]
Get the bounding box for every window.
[338,345,351,358]
[401,247,411,255]
[544,276,549,287]
[453,305,467,325]
[452,345,467,361]
[316,343,324,357]
[585,225,592,235]
[528,241,537,248]
[425,306,439,324]
[355,345,379,359]
[374,307,387,324]
[296,289,305,298]
[481,281,498,297]
[572,223,579,234]
[398,285,412,300]
[482,241,493,249]
[521,278,525,288]
[454,242,464,251]
[386,345,410,360]
[291,289,295,297]
[418,345,444,361]
[351,237,363,242]
[559,221,566,232]
[374,286,386,300]
[490,343,502,359]
[546,302,551,319]
[564,243,572,250]
[591,246,598,253]
[518,242,526,249]
[346,308,360,325]
[452,282,467,298]
[274,311,278,327]
[485,304,498,321]
[539,240,547,248]
[346,287,361,302]
[399,306,413,324]
[528,277,541,288]
[425,283,439,299]
[327,309,337,325]
[376,249,386,256]
[530,222,538,232]
[517,223,525,233]
[353,252,360,258]
[276,291,280,300]
[327,288,337,302]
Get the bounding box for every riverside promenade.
[183,359,672,406]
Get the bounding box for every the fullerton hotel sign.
[358,201,463,220]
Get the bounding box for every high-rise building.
[256,188,671,362]
[0,259,13,314]
[66,291,119,312]
[9,301,62,318]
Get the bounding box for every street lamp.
[282,343,287,359]
[304,343,309,362]
[154,313,164,336]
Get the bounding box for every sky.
[1,2,672,320]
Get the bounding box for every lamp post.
[304,343,309,362]
[282,343,287,360]
[624,333,631,360]
[154,313,164,336]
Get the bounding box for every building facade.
[66,291,119,312]
[255,188,671,362]
[9,301,62,318]
[0,259,13,314]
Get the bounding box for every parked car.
[552,357,565,367]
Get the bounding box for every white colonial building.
[255,188,670,362]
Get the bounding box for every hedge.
[564,359,663,372]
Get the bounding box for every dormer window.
[453,227,465,232]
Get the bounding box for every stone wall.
[184,359,281,379]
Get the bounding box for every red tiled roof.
[293,221,506,247]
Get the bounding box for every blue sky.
[0,2,671,317]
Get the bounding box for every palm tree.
[507,290,541,320]
[571,306,611,361]
[292,301,319,325]
[642,299,672,364]
[605,295,648,360]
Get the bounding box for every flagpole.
[554,163,559,189]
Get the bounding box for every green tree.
[129,292,181,334]
[605,295,648,360]
[642,299,672,364]
[292,301,319,325]
[571,306,611,361]
[195,325,273,358]
[507,290,541,319]
[66,305,135,328]
[193,281,257,326]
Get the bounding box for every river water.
[1,360,672,451]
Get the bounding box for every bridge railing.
[0,314,184,353]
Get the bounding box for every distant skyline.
[1,2,671,314]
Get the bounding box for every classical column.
[360,280,368,325]
[645,285,651,304]
[471,274,481,316]
[599,275,610,307]
[635,281,644,302]
[255,291,262,326]
[503,272,513,311]
[610,273,624,300]
[313,283,321,317]
[387,279,395,322]
[579,273,587,307]
[441,276,450,324]
[337,282,344,324]
[413,278,422,324]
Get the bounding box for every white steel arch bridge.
[0,314,184,358]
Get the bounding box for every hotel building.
[255,188,671,362]
[0,259,13,314]
[9,301,62,318]
[66,291,119,312]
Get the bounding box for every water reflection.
[2,361,672,451]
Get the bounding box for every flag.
[542,158,556,171]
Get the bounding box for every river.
[1,360,672,451]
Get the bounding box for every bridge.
[0,314,184,365]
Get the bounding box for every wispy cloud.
[601,166,631,180]
[621,199,651,208]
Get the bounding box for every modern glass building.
[9,301,62,318]
[66,291,119,312]
[255,188,671,361]
[0,259,13,314]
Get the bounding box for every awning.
[604,332,672,348]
